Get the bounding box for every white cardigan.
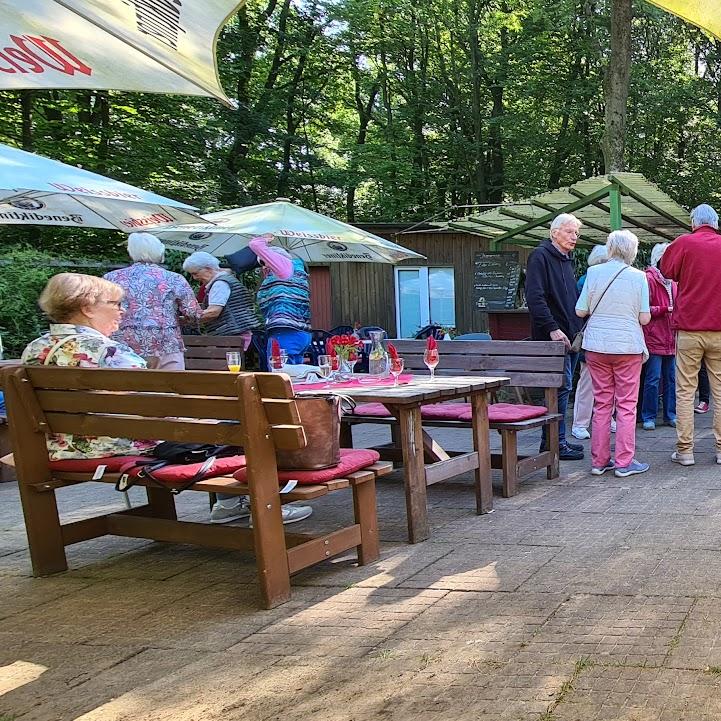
[576,259,650,357]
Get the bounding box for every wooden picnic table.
[297,374,509,543]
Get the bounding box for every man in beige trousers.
[661,204,721,465]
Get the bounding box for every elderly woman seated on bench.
[21,273,159,459]
[20,273,314,522]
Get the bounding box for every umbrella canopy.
[646,1,721,41]
[0,143,205,231]
[156,200,426,263]
[0,0,241,106]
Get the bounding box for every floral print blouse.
[104,263,201,356]
[22,324,159,460]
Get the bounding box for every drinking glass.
[423,349,439,380]
[390,357,405,386]
[226,351,241,373]
[317,354,333,386]
[347,352,359,375]
[271,349,288,372]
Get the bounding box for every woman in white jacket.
[576,230,651,478]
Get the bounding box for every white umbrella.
[0,0,241,106]
[156,199,426,263]
[0,143,205,231]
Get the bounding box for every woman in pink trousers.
[575,230,651,478]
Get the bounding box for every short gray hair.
[587,245,608,267]
[606,230,638,265]
[127,232,165,264]
[690,204,719,229]
[549,213,582,239]
[650,242,669,268]
[182,251,221,273]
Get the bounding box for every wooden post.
[398,405,429,543]
[470,390,493,514]
[609,184,623,230]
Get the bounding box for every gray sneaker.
[250,505,313,527]
[210,498,251,524]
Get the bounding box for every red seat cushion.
[458,403,548,423]
[233,448,380,485]
[351,403,393,417]
[50,454,247,484]
[421,403,471,420]
[50,455,152,473]
[126,456,247,483]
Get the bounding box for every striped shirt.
[257,258,311,332]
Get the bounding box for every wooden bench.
[343,339,565,497]
[182,335,246,371]
[0,365,391,609]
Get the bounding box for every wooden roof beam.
[530,198,612,235]
[451,216,550,243]
[497,207,604,245]
[490,184,612,244]
[609,174,691,232]
[567,188,678,242]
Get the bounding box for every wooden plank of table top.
[297,375,509,405]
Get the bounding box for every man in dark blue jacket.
[525,213,584,460]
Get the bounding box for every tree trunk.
[601,0,632,172]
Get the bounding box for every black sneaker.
[559,443,584,461]
[565,441,584,451]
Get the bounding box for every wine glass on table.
[226,351,241,373]
[390,357,405,386]
[317,354,333,386]
[423,348,439,380]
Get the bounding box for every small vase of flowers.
[327,334,362,380]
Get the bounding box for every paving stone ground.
[1,410,721,720]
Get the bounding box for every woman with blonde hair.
[576,230,651,478]
[21,273,156,459]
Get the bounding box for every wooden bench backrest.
[182,336,247,371]
[390,339,566,388]
[0,367,305,483]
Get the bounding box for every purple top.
[104,263,201,356]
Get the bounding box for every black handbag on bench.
[115,442,242,495]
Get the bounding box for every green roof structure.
[444,173,691,248]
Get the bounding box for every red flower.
[387,342,399,359]
[426,335,437,350]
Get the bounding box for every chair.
[356,326,386,340]
[414,324,444,340]
[454,332,492,340]
[328,325,354,336]
[250,331,269,372]
[307,329,331,365]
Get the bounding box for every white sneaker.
[571,427,591,440]
[210,498,251,524]
[715,454,721,465]
[281,505,313,524]
[250,504,313,527]
[671,452,695,466]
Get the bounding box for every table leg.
[398,405,429,543]
[471,390,493,514]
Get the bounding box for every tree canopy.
[0,0,718,244]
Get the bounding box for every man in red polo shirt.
[661,204,721,466]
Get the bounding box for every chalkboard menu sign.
[473,251,521,309]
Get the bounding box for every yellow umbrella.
[645,1,721,40]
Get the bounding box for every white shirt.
[207,273,232,307]
[576,259,650,356]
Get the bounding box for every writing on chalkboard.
[474,252,521,309]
